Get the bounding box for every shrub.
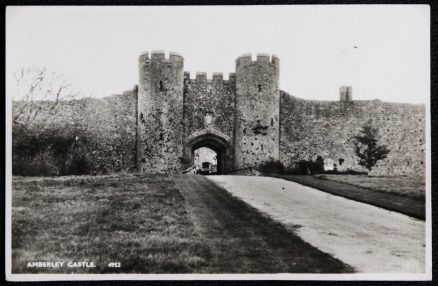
[281,156,325,175]
[12,157,58,176]
[282,157,323,175]
[258,158,285,174]
[257,157,327,175]
[323,168,367,175]
[61,153,93,175]
[12,123,95,176]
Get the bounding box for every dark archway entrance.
[187,134,233,175]
[193,147,217,174]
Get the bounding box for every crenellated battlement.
[150,50,165,60]
[256,53,270,64]
[235,53,280,67]
[228,73,236,82]
[212,72,223,81]
[271,54,280,66]
[138,51,149,63]
[183,71,237,84]
[138,50,184,63]
[195,72,208,82]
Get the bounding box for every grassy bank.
[272,174,425,220]
[316,174,425,201]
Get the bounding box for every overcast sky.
[6,5,430,103]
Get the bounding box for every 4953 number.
[108,262,121,268]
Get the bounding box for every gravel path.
[174,175,352,273]
[208,175,425,273]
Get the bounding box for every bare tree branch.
[12,67,81,127]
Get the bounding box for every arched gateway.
[186,133,233,174]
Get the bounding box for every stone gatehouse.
[137,51,280,174]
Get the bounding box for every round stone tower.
[137,51,184,173]
[235,53,280,169]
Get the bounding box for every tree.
[11,67,87,176]
[353,119,390,171]
[12,67,80,127]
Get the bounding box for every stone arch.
[186,132,233,174]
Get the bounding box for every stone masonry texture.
[235,54,280,170]
[13,51,426,177]
[280,92,425,177]
[137,51,184,173]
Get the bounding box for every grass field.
[317,175,425,201]
[274,174,425,220]
[12,174,352,274]
[12,174,206,273]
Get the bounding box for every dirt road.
[174,175,352,273]
[208,175,425,273]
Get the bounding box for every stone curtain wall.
[13,88,425,177]
[12,89,138,173]
[234,54,281,169]
[279,92,426,177]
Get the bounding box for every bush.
[12,123,95,176]
[257,157,327,175]
[279,156,325,175]
[258,158,285,174]
[61,153,93,175]
[13,158,58,177]
[297,156,324,174]
[322,169,367,175]
[260,156,364,176]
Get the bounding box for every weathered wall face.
[279,92,426,177]
[182,72,236,162]
[183,72,236,139]
[82,90,138,173]
[235,54,280,169]
[13,89,138,173]
[137,51,185,173]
